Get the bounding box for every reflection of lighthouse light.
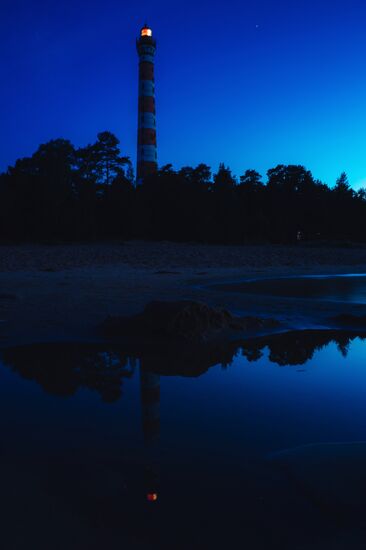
[141,28,152,37]
[147,493,158,502]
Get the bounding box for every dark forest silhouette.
[1,131,366,244]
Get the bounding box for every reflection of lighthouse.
[140,367,160,502]
[136,24,158,184]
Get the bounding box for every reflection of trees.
[1,344,135,403]
[242,330,366,367]
[241,347,263,363]
[336,335,352,358]
[2,331,366,401]
[137,340,240,377]
[134,330,366,372]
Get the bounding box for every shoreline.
[1,241,366,347]
[1,240,366,272]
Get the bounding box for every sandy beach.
[1,241,366,346]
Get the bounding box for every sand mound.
[102,300,278,342]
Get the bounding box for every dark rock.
[102,300,279,342]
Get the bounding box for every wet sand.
[1,241,366,346]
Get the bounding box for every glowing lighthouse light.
[141,27,152,37]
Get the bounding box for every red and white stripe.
[136,26,158,183]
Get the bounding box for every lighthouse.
[136,24,158,184]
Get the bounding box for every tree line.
[1,131,365,244]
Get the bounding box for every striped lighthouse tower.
[136,24,158,184]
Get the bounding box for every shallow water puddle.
[215,274,366,304]
[1,331,366,549]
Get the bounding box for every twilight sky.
[1,0,366,188]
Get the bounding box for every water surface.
[215,274,366,304]
[1,331,366,549]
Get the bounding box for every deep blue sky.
[1,0,366,188]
